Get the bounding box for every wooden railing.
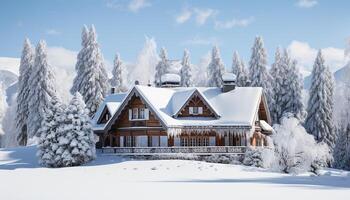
[101,146,247,155]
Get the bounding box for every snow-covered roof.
[161,73,181,83]
[222,73,236,82]
[259,120,273,132]
[95,85,266,132]
[92,93,127,131]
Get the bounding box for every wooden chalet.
[92,73,273,155]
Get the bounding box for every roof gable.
[172,89,220,118]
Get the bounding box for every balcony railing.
[101,146,247,155]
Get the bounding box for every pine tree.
[16,38,34,145]
[28,40,56,140]
[55,92,95,167]
[72,25,110,116]
[37,95,65,167]
[180,49,193,87]
[305,50,335,148]
[71,26,90,94]
[111,53,124,92]
[249,36,274,110]
[207,45,225,87]
[154,47,170,86]
[232,51,250,87]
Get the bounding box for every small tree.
[154,47,170,86]
[207,46,225,87]
[55,92,95,167]
[37,96,65,167]
[333,124,350,170]
[180,49,193,87]
[111,53,124,92]
[273,115,330,174]
[232,51,249,87]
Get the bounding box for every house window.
[139,108,145,119]
[189,107,203,115]
[132,108,138,119]
[129,108,149,120]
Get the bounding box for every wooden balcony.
[101,146,247,155]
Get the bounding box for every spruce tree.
[55,92,95,167]
[249,36,274,110]
[207,45,225,87]
[232,51,249,87]
[37,95,65,167]
[111,53,124,92]
[333,124,350,169]
[305,50,335,148]
[28,40,56,140]
[72,25,110,116]
[180,49,193,87]
[154,47,170,86]
[16,38,34,145]
[269,47,284,123]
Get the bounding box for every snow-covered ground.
[0,146,349,200]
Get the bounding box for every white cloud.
[345,37,350,59]
[175,7,217,25]
[0,57,20,75]
[106,0,150,12]
[175,8,192,24]
[194,8,217,25]
[214,17,254,29]
[128,0,150,12]
[182,36,220,46]
[46,29,61,36]
[288,40,349,77]
[296,0,318,8]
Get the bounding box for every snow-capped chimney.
[221,73,236,92]
[160,73,181,88]
[110,87,116,94]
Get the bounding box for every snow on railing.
[101,146,247,155]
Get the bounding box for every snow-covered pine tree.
[71,25,90,94]
[55,92,95,167]
[154,47,170,86]
[37,95,65,167]
[287,60,304,120]
[305,50,335,148]
[232,51,250,87]
[111,53,124,92]
[180,49,193,87]
[249,36,274,110]
[324,66,336,148]
[74,25,110,116]
[333,124,350,169]
[269,47,284,123]
[16,38,34,146]
[207,45,225,87]
[27,40,56,141]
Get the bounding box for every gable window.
[189,107,203,115]
[129,108,149,120]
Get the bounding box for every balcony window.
[129,108,149,120]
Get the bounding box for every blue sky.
[0,0,349,73]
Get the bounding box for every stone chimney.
[110,87,116,94]
[221,73,236,92]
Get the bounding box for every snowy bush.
[273,116,330,174]
[243,147,275,168]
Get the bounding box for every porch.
[100,146,247,155]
